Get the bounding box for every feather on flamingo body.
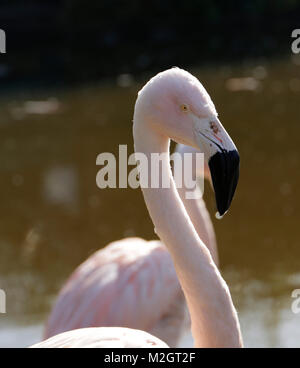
[32,327,167,348]
[45,238,187,346]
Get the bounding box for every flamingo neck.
[133,115,243,348]
[176,171,219,266]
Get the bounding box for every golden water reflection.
[0,57,299,347]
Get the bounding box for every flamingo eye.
[180,104,189,112]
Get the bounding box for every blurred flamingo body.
[45,238,187,346]
[34,67,242,348]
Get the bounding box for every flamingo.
[32,67,242,348]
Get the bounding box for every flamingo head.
[135,67,240,216]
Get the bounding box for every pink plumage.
[33,327,168,348]
[45,238,188,347]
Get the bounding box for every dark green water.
[0,57,299,347]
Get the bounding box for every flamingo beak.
[208,149,239,216]
[194,117,240,216]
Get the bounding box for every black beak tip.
[208,150,240,216]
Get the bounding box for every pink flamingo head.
[135,67,240,216]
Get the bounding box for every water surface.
[0,58,299,347]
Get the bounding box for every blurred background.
[0,0,300,347]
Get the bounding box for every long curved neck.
[175,160,219,266]
[133,115,243,348]
[178,187,219,266]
